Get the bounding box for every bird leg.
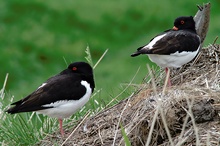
[165,68,172,86]
[58,119,64,137]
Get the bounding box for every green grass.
[120,123,131,146]
[0,0,219,145]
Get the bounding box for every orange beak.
[173,26,178,31]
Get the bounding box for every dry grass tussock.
[39,44,220,146]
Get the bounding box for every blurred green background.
[0,0,219,102]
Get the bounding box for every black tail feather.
[5,106,19,114]
[131,46,146,57]
[6,104,51,114]
[131,51,141,57]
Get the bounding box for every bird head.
[173,16,196,32]
[68,62,93,76]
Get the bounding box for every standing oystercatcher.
[131,16,201,86]
[6,62,95,136]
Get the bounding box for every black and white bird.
[6,62,95,136]
[131,16,201,86]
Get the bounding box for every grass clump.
[0,74,57,145]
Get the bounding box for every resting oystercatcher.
[131,16,201,86]
[6,62,95,136]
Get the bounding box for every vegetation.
[0,0,219,145]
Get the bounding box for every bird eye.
[72,67,77,71]
[181,20,184,24]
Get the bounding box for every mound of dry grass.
[39,44,220,146]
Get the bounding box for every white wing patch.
[145,33,167,49]
[37,80,92,119]
[37,83,47,90]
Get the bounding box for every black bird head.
[173,16,196,32]
[68,62,93,76]
[59,62,93,76]
[68,62,95,91]
[59,62,95,91]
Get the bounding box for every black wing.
[6,74,87,113]
[132,30,200,56]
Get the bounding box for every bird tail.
[5,106,19,114]
[131,51,141,57]
[5,99,24,114]
[6,101,51,114]
[131,46,146,57]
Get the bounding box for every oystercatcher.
[6,62,95,136]
[131,16,201,86]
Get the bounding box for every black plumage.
[6,61,95,136]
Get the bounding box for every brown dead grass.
[38,44,220,146]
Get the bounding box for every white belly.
[148,48,199,68]
[37,81,92,119]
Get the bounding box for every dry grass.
[38,44,220,146]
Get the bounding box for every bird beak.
[173,26,178,30]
